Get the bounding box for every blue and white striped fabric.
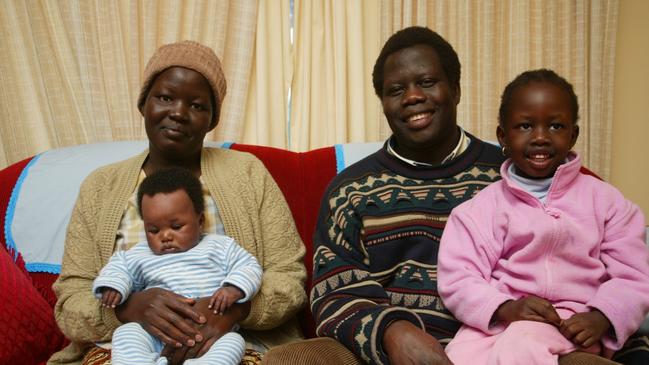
[92,234,262,303]
[112,323,245,365]
[100,234,260,365]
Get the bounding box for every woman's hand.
[493,296,562,326]
[161,298,251,365]
[559,310,611,348]
[382,320,453,365]
[115,287,206,348]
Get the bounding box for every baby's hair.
[137,167,204,218]
[498,68,579,127]
[372,26,461,97]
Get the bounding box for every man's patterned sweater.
[310,134,505,364]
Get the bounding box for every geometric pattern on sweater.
[326,166,499,255]
[311,136,505,364]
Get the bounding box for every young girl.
[438,69,649,364]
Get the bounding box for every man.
[263,26,625,365]
[308,26,502,365]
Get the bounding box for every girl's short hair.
[499,69,579,126]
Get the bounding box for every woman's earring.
[501,146,508,156]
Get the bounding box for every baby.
[93,167,262,365]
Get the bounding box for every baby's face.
[141,189,203,255]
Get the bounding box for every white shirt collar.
[386,127,469,167]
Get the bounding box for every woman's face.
[142,67,215,163]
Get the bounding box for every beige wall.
[611,0,649,217]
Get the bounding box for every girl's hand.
[115,287,206,348]
[559,310,611,348]
[208,285,245,314]
[99,287,122,308]
[494,296,562,326]
[161,299,251,364]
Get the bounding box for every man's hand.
[208,285,244,314]
[115,287,205,349]
[161,298,251,365]
[493,296,562,326]
[382,320,453,365]
[559,310,611,348]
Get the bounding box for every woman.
[49,41,307,365]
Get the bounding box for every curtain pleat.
[289,0,381,151]
[241,0,292,148]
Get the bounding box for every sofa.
[1,141,647,364]
[0,140,384,364]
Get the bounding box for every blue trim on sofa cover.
[25,262,60,274]
[334,144,345,174]
[4,153,42,261]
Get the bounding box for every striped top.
[93,234,262,303]
[310,134,504,365]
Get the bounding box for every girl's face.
[497,81,579,179]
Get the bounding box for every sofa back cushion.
[230,144,338,338]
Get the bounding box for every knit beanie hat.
[137,40,227,126]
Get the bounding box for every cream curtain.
[0,0,619,177]
[379,0,619,178]
[0,0,257,168]
[241,0,292,148]
[289,0,382,151]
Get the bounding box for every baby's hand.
[493,295,562,326]
[208,285,244,315]
[99,287,122,308]
[560,310,611,348]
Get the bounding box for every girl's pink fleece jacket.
[438,152,649,351]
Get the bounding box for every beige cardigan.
[48,148,307,364]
